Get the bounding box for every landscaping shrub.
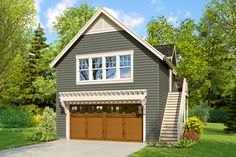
[175,138,196,148]
[189,101,209,124]
[17,104,44,115]
[31,107,57,142]
[185,116,204,135]
[31,114,43,126]
[208,108,228,123]
[182,131,200,143]
[147,140,175,148]
[0,107,33,128]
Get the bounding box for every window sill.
[76,78,133,85]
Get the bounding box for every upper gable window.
[76,50,133,85]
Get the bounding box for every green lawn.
[130,123,236,157]
[0,127,40,150]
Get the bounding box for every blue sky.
[36,0,209,44]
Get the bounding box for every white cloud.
[167,16,178,25]
[46,0,76,31]
[184,11,191,18]
[166,12,178,25]
[35,0,43,25]
[104,7,144,28]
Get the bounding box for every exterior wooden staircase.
[159,78,188,143]
[159,92,181,142]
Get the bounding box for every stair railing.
[177,78,188,140]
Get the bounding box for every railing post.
[177,78,188,141]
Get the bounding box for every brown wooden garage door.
[70,104,143,142]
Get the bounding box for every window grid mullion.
[102,56,106,80]
[89,57,92,81]
[117,55,120,79]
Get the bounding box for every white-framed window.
[76,50,134,85]
[92,57,103,80]
[79,58,89,81]
[120,55,131,78]
[106,56,116,79]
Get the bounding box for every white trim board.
[49,7,174,69]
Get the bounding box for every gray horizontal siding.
[158,61,169,139]
[56,30,164,140]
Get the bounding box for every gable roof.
[154,44,175,57]
[50,8,174,69]
[154,44,177,65]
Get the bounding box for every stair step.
[163,121,177,124]
[165,112,179,114]
[166,106,179,108]
[168,97,181,100]
[167,102,180,105]
[164,119,178,123]
[165,114,179,117]
[164,117,178,120]
[160,134,178,138]
[168,94,181,96]
[162,124,177,127]
[160,136,177,142]
[167,99,180,102]
[164,119,178,122]
[163,120,178,123]
[162,128,177,131]
[165,110,179,114]
[164,114,179,116]
[167,103,180,106]
[169,92,181,94]
[161,132,177,137]
[164,115,178,118]
[161,130,177,134]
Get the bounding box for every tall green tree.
[224,79,236,132]
[0,0,35,91]
[1,24,52,108]
[53,3,95,50]
[199,0,236,107]
[146,17,209,105]
[20,24,49,107]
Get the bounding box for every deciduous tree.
[53,3,95,50]
[0,0,35,90]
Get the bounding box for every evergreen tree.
[224,79,236,133]
[20,24,48,106]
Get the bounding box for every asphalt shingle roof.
[153,44,175,57]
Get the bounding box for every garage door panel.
[70,117,86,139]
[70,105,143,142]
[87,118,103,140]
[125,118,142,141]
[106,118,123,140]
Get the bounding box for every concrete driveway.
[0,139,145,157]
